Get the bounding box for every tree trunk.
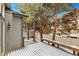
[33,21,36,42]
[25,23,27,32]
[52,22,56,46]
[52,14,57,40]
[52,25,56,40]
[27,23,29,40]
[39,20,43,41]
[52,14,57,46]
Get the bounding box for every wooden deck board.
[41,34,79,55]
[7,42,73,56]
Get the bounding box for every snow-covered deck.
[7,31,76,56]
[7,42,73,56]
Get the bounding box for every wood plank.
[42,38,79,55]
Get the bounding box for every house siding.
[5,10,23,53]
[0,3,1,55]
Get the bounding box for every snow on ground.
[7,42,73,56]
[7,31,75,56]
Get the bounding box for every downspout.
[1,4,6,56]
[1,18,5,56]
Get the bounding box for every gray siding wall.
[5,10,22,53]
[0,16,2,55]
[13,16,22,48]
[0,4,1,13]
[0,3,2,55]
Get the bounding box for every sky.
[10,3,20,12]
[10,3,79,16]
[59,3,79,16]
[72,3,79,9]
